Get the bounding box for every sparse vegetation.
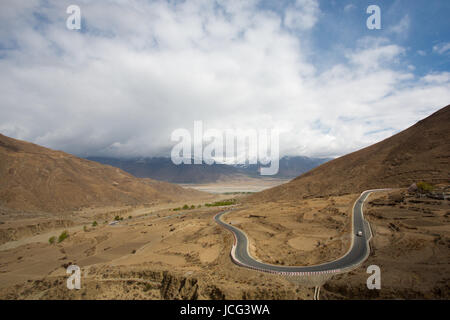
[143,283,152,292]
[114,215,124,221]
[48,236,56,244]
[205,199,236,207]
[173,204,199,211]
[92,221,98,227]
[417,182,434,193]
[57,230,69,243]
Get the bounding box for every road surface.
[214,189,388,275]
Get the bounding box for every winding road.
[214,189,388,275]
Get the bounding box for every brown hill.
[0,134,205,213]
[248,104,450,202]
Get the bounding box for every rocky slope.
[248,104,450,202]
[0,134,204,213]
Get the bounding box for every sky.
[0,0,449,159]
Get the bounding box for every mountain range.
[248,104,450,203]
[0,134,205,213]
[1,104,448,212]
[86,156,331,183]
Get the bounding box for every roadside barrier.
[214,189,388,278]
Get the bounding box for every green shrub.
[114,215,123,221]
[417,182,433,193]
[182,204,189,210]
[205,199,237,207]
[190,205,195,209]
[58,231,69,243]
[143,283,152,292]
[92,221,98,227]
[48,236,56,244]
[128,216,132,219]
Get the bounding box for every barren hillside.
[0,134,205,213]
[248,104,450,202]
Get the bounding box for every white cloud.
[344,4,356,12]
[433,42,450,55]
[422,72,450,84]
[0,0,449,159]
[388,15,410,36]
[417,50,427,56]
[284,0,320,31]
[349,45,405,67]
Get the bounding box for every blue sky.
[257,0,450,75]
[0,0,449,159]
[314,0,450,75]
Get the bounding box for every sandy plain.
[0,186,448,299]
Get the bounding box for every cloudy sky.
[0,0,449,159]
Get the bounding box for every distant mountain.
[247,104,450,203]
[0,134,205,213]
[86,157,240,183]
[241,156,332,179]
[278,156,332,177]
[87,156,331,183]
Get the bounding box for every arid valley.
[1,1,449,305]
[1,187,449,300]
[0,106,449,300]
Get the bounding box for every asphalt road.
[215,189,387,274]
